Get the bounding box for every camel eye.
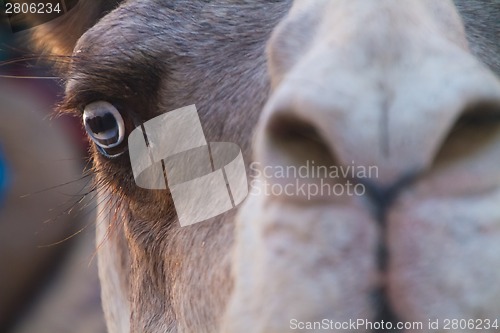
[83,101,126,157]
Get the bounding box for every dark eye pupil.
[87,113,117,134]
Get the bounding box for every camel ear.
[16,0,121,56]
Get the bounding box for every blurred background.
[0,6,107,333]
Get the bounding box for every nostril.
[265,113,337,167]
[433,101,500,168]
[268,114,321,143]
[446,101,500,135]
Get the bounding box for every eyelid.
[96,145,129,159]
[60,80,149,131]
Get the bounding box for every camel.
[27,0,500,331]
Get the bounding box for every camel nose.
[256,67,500,193]
[256,18,500,192]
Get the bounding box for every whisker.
[37,177,117,247]
[38,226,89,248]
[0,75,59,79]
[21,173,93,198]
